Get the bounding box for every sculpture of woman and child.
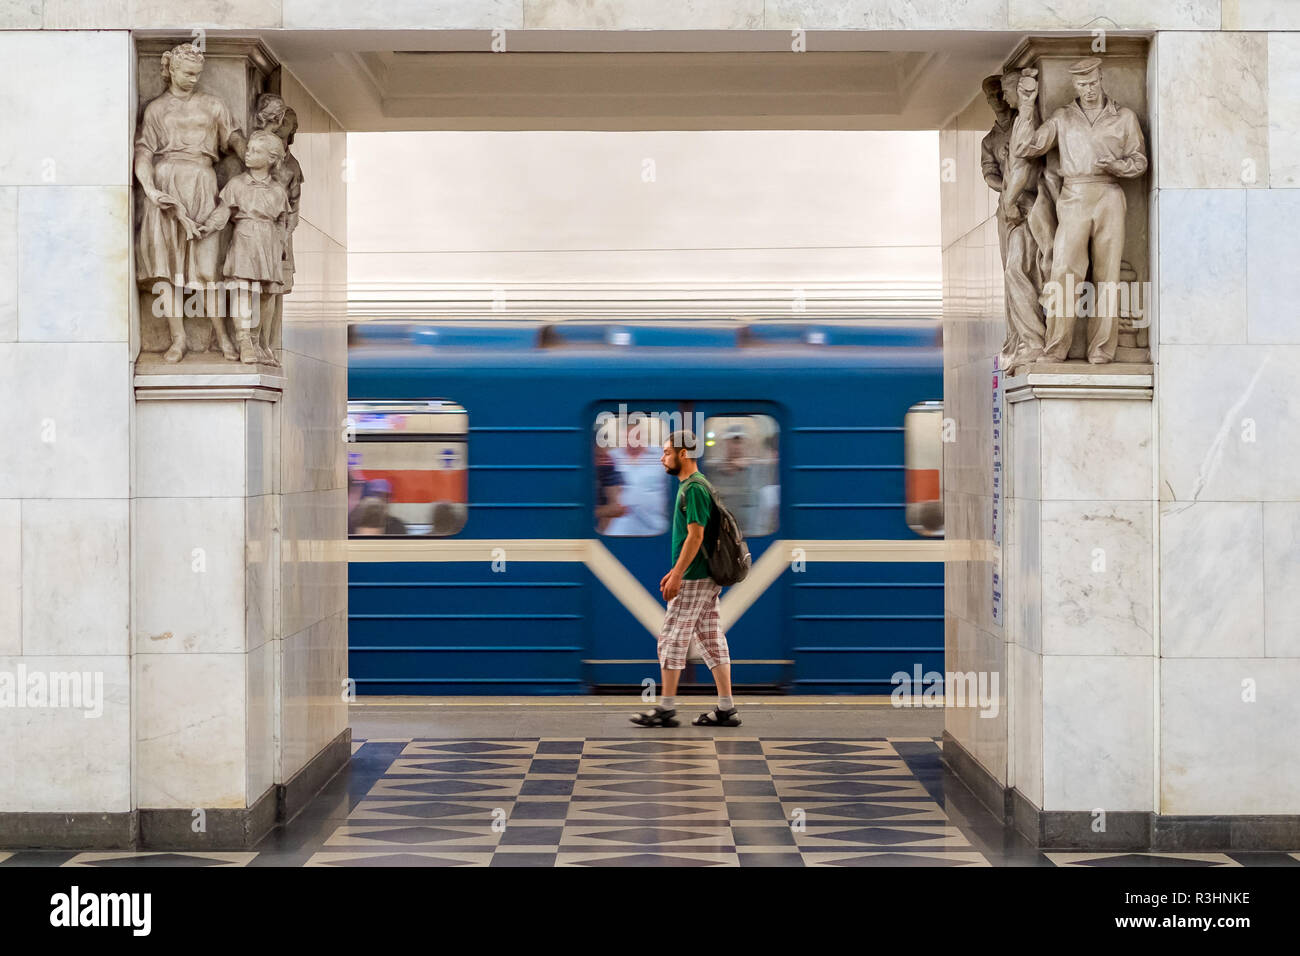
[134,43,303,366]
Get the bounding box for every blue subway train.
[346,320,945,695]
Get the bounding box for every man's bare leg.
[710,663,733,701]
[661,667,681,701]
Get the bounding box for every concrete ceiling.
[253,29,1033,131]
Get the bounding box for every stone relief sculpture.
[254,90,287,136]
[1012,57,1148,365]
[265,104,305,369]
[981,72,1049,372]
[196,129,293,364]
[134,45,303,368]
[134,43,248,363]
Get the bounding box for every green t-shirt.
[672,474,713,580]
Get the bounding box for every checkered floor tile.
[5,735,1294,868]
[303,736,986,867]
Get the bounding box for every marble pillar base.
[0,728,351,850]
[0,811,138,851]
[946,732,1300,850]
[139,785,278,851]
[278,725,353,825]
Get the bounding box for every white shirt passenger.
[604,445,669,536]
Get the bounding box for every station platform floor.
[3,697,1299,868]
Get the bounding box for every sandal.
[630,705,679,728]
[692,708,741,727]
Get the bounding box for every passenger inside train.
[594,437,628,533]
[602,419,670,536]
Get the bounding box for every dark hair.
[430,501,463,535]
[353,497,388,530]
[666,430,700,457]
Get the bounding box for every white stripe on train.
[348,538,974,637]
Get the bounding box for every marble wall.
[0,31,134,814]
[13,1,1300,32]
[277,70,349,785]
[939,91,1006,786]
[1152,30,1300,816]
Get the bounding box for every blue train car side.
[347,322,944,695]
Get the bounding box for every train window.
[346,400,469,537]
[594,411,670,536]
[904,400,944,537]
[700,415,779,537]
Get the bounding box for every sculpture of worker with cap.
[1012,57,1147,364]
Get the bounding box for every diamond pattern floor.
[4,734,1298,868]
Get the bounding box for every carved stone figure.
[196,129,292,364]
[134,43,247,363]
[247,94,293,365]
[262,105,304,368]
[981,72,1047,371]
[253,91,287,135]
[1013,57,1148,364]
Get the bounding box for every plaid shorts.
[658,577,730,671]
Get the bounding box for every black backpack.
[679,474,752,587]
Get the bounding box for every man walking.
[631,430,741,728]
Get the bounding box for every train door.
[585,400,786,691]
[585,400,675,689]
[689,403,786,689]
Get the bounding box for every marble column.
[0,31,348,851]
[1004,365,1155,848]
[131,371,281,845]
[125,40,351,849]
[945,28,1300,850]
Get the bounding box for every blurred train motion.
[346,320,945,695]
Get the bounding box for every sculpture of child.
[196,129,292,364]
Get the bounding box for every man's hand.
[660,569,682,603]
